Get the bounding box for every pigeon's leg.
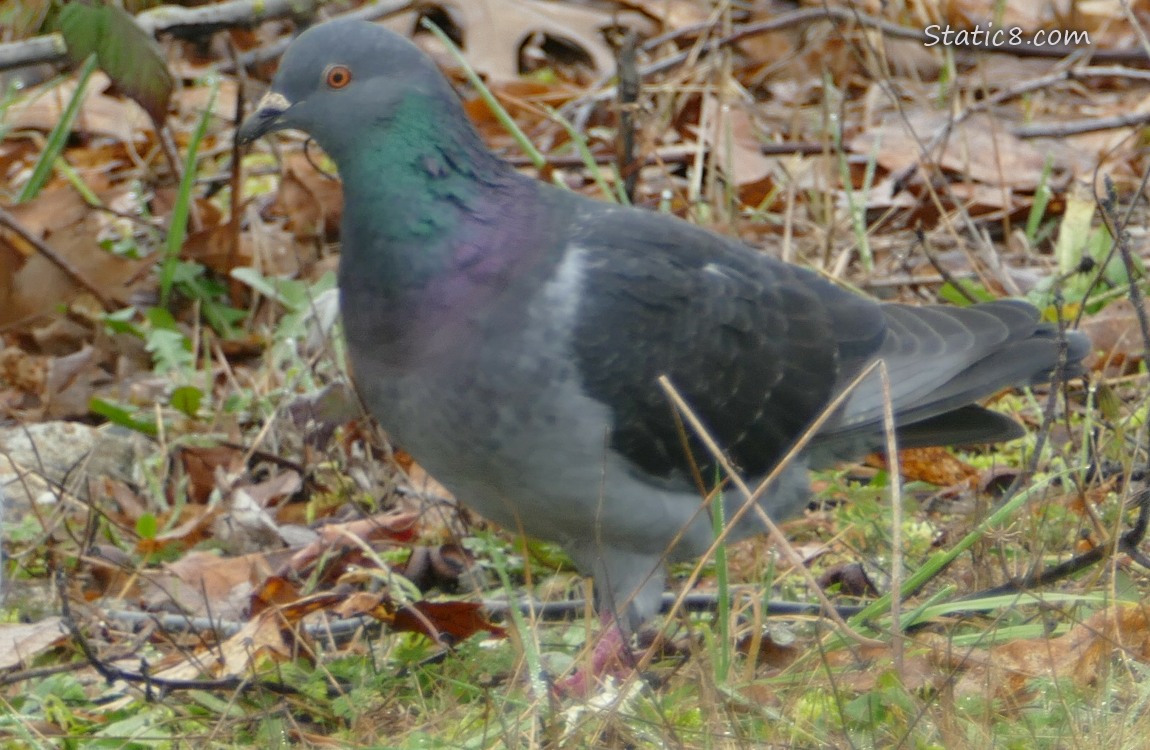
[553,612,633,697]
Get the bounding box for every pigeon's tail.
[819,299,1090,457]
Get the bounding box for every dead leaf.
[1081,298,1143,374]
[8,71,151,142]
[271,152,343,243]
[866,446,980,488]
[0,617,67,670]
[394,600,505,642]
[176,444,245,505]
[141,549,278,619]
[850,111,1066,192]
[619,0,710,29]
[150,604,311,682]
[44,344,105,420]
[385,0,653,82]
[334,591,503,642]
[285,510,421,574]
[921,603,1150,699]
[0,188,149,326]
[698,94,774,188]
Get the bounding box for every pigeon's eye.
[324,64,352,90]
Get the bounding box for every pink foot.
[553,614,634,697]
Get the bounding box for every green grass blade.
[711,484,731,683]
[420,18,546,169]
[159,76,218,307]
[18,54,98,204]
[544,105,618,203]
[849,468,1072,627]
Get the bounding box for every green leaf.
[145,328,193,374]
[89,397,158,436]
[136,513,158,540]
[937,280,994,306]
[144,305,178,331]
[54,1,173,124]
[231,266,294,306]
[169,385,203,417]
[102,307,141,336]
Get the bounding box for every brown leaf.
[0,188,149,327]
[850,111,1066,191]
[271,153,343,243]
[138,549,280,619]
[699,95,774,188]
[283,510,421,577]
[866,446,979,488]
[44,344,104,419]
[921,603,1150,699]
[1081,298,1142,374]
[249,574,303,615]
[151,604,310,682]
[385,0,653,82]
[393,600,505,642]
[0,618,68,670]
[181,219,250,278]
[176,444,246,505]
[7,72,151,142]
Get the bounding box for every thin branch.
[0,205,114,309]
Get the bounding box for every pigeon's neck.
[334,91,528,292]
[333,92,547,366]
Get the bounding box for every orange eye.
[325,64,352,89]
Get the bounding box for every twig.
[915,228,980,304]
[0,1,416,75]
[957,489,1150,603]
[59,571,303,698]
[1013,110,1150,139]
[0,34,66,72]
[98,592,866,641]
[616,30,640,202]
[0,205,114,309]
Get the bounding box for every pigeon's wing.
[819,300,1090,456]
[561,195,1088,484]
[566,199,886,484]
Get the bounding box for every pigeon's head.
[237,20,449,157]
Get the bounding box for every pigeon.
[238,19,1089,682]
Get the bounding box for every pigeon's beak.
[236,90,293,145]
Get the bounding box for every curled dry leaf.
[284,510,421,576]
[385,0,653,81]
[335,591,504,642]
